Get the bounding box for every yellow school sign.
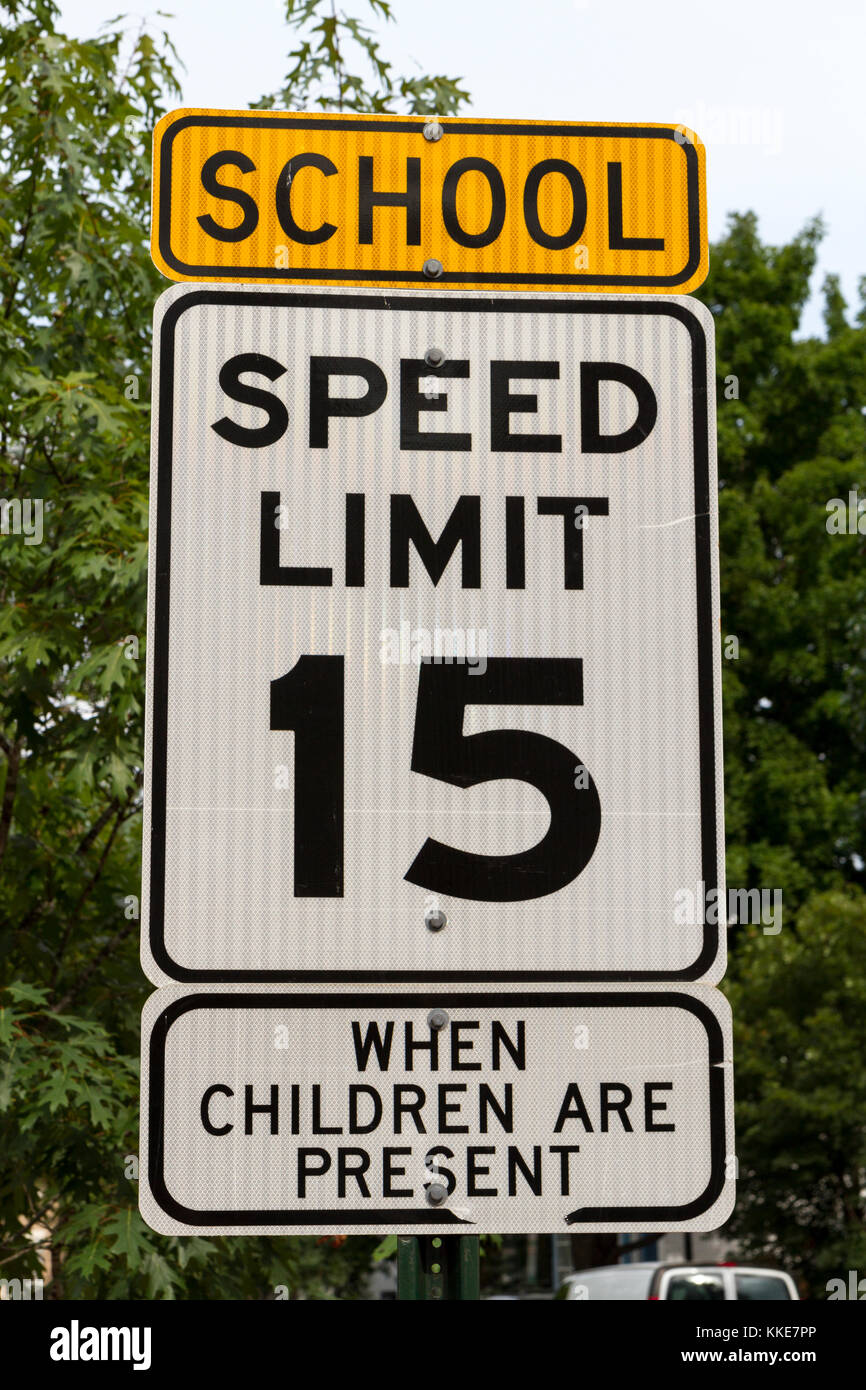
[152,110,707,293]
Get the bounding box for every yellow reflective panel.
[152,110,707,293]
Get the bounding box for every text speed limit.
[142,287,723,985]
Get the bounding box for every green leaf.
[372,1234,398,1261]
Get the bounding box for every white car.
[558,1261,799,1301]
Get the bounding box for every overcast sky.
[61,0,865,336]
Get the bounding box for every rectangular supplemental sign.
[139,988,735,1236]
[151,110,707,292]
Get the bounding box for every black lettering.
[244,1083,278,1136]
[212,353,288,449]
[358,156,421,245]
[442,157,506,248]
[197,151,259,242]
[505,496,526,589]
[345,493,365,587]
[390,495,481,588]
[580,362,658,453]
[404,659,599,903]
[338,1147,371,1197]
[467,1146,497,1197]
[400,359,471,451]
[479,1083,513,1134]
[492,1020,526,1071]
[450,1020,481,1071]
[201,1084,233,1136]
[645,1081,675,1132]
[607,162,664,251]
[351,1020,395,1071]
[383,1146,413,1198]
[524,159,587,249]
[508,1145,542,1195]
[394,1084,427,1134]
[549,1144,581,1195]
[536,497,609,589]
[275,153,337,244]
[491,361,561,452]
[553,1083,594,1133]
[311,1083,342,1134]
[600,1083,633,1133]
[438,1083,468,1134]
[269,656,344,898]
[404,1020,439,1070]
[298,1148,330,1197]
[348,1084,382,1134]
[309,356,387,448]
[425,1146,456,1197]
[260,491,332,586]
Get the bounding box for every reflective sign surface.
[152,111,707,292]
[142,287,723,985]
[140,986,734,1235]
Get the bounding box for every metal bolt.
[427,1007,449,1031]
[427,1182,448,1206]
[423,258,444,279]
[423,120,444,143]
[424,346,445,369]
[425,907,447,932]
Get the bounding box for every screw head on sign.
[427,1182,448,1206]
[425,907,447,932]
[424,346,446,369]
[427,1008,449,1031]
[423,121,444,142]
[423,258,444,279]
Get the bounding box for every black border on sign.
[147,291,718,984]
[144,990,729,1228]
[156,115,703,288]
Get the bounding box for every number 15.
[270,655,600,903]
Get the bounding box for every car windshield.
[735,1273,792,1301]
[666,1272,726,1301]
[565,1268,654,1300]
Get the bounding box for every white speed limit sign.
[142,287,723,984]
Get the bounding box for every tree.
[3,0,866,1299]
[724,891,866,1295]
[255,0,469,113]
[700,212,866,916]
[0,0,466,1298]
[693,214,866,1294]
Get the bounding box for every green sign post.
[397,1235,480,1301]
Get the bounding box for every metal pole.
[397,1235,480,1300]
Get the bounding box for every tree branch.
[52,914,139,1015]
[49,798,129,992]
[76,797,121,856]
[0,738,23,872]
